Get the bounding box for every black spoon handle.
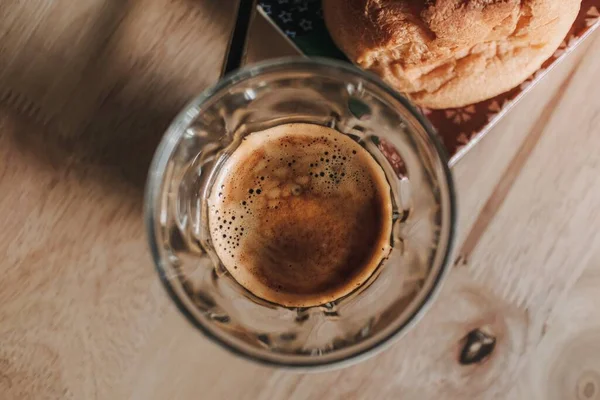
[221,0,258,77]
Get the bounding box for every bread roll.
[323,0,581,109]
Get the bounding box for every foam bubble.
[207,123,393,307]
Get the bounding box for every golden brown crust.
[323,0,581,108]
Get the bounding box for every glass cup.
[145,58,456,370]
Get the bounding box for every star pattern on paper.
[260,0,323,37]
[278,11,292,23]
[299,19,313,31]
[294,0,309,12]
[259,3,272,14]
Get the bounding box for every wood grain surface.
[1,2,600,399]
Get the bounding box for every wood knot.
[459,327,497,365]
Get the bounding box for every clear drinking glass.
[145,58,456,369]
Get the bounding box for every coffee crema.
[208,123,393,307]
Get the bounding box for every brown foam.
[207,123,393,307]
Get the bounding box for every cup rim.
[144,57,457,370]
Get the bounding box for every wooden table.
[2,2,600,399]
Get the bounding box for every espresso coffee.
[208,123,392,307]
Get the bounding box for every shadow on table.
[0,0,235,199]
